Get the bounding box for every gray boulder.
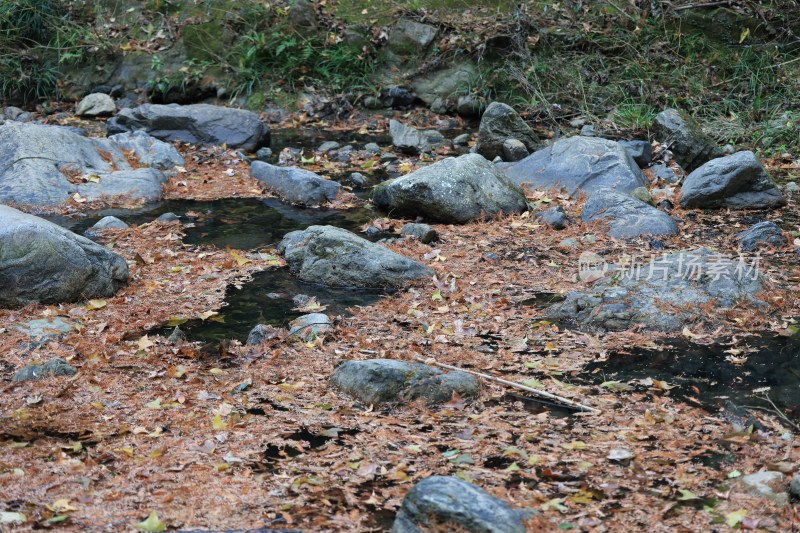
[548,248,765,331]
[502,136,647,195]
[652,108,723,172]
[401,223,439,244]
[389,120,446,155]
[582,191,677,239]
[535,206,570,230]
[288,313,333,342]
[618,140,653,168]
[278,225,431,288]
[475,102,540,161]
[387,19,438,56]
[157,212,180,222]
[0,122,174,206]
[736,221,784,251]
[0,205,129,307]
[76,93,116,117]
[250,161,340,206]
[410,62,478,107]
[107,131,185,170]
[392,476,531,533]
[246,324,280,345]
[87,216,129,233]
[680,151,785,210]
[372,153,527,224]
[502,139,529,162]
[107,103,270,151]
[14,358,77,382]
[331,359,479,406]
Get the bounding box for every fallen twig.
[416,356,602,414]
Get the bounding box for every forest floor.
[1,108,800,531]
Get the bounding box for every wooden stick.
[416,356,602,414]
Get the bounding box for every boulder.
[0,205,129,307]
[410,62,478,107]
[582,191,678,239]
[618,140,653,168]
[278,226,431,288]
[652,108,723,172]
[250,161,340,206]
[548,248,765,331]
[387,19,438,56]
[0,122,175,206]
[107,103,270,151]
[392,476,531,533]
[502,136,647,195]
[107,131,185,170]
[331,359,479,405]
[87,216,129,233]
[502,139,529,162]
[288,313,333,342]
[76,93,116,117]
[14,358,77,382]
[372,153,527,224]
[389,120,446,155]
[535,206,570,230]
[475,102,540,161]
[401,223,439,244]
[246,324,280,345]
[736,221,784,252]
[680,151,785,210]
[157,212,180,222]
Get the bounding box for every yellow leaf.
[198,310,218,320]
[229,250,251,267]
[86,299,107,310]
[739,27,750,43]
[138,335,154,351]
[212,414,227,430]
[431,289,444,301]
[145,398,162,409]
[563,440,587,450]
[134,511,166,532]
[726,509,747,527]
[48,499,78,513]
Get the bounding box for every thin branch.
[416,356,602,414]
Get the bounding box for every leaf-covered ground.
[1,109,800,531]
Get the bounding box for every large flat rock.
[107,103,270,151]
[502,136,646,195]
[0,122,179,206]
[277,225,431,288]
[250,161,340,206]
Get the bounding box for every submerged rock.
[246,324,281,345]
[652,108,723,172]
[331,359,479,405]
[278,226,431,288]
[548,248,765,331]
[372,153,527,223]
[502,136,646,195]
[392,476,532,533]
[0,205,129,307]
[680,151,785,210]
[250,161,340,206]
[736,221,784,252]
[14,358,77,382]
[475,102,540,161]
[107,103,270,151]
[582,190,678,239]
[0,122,175,206]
